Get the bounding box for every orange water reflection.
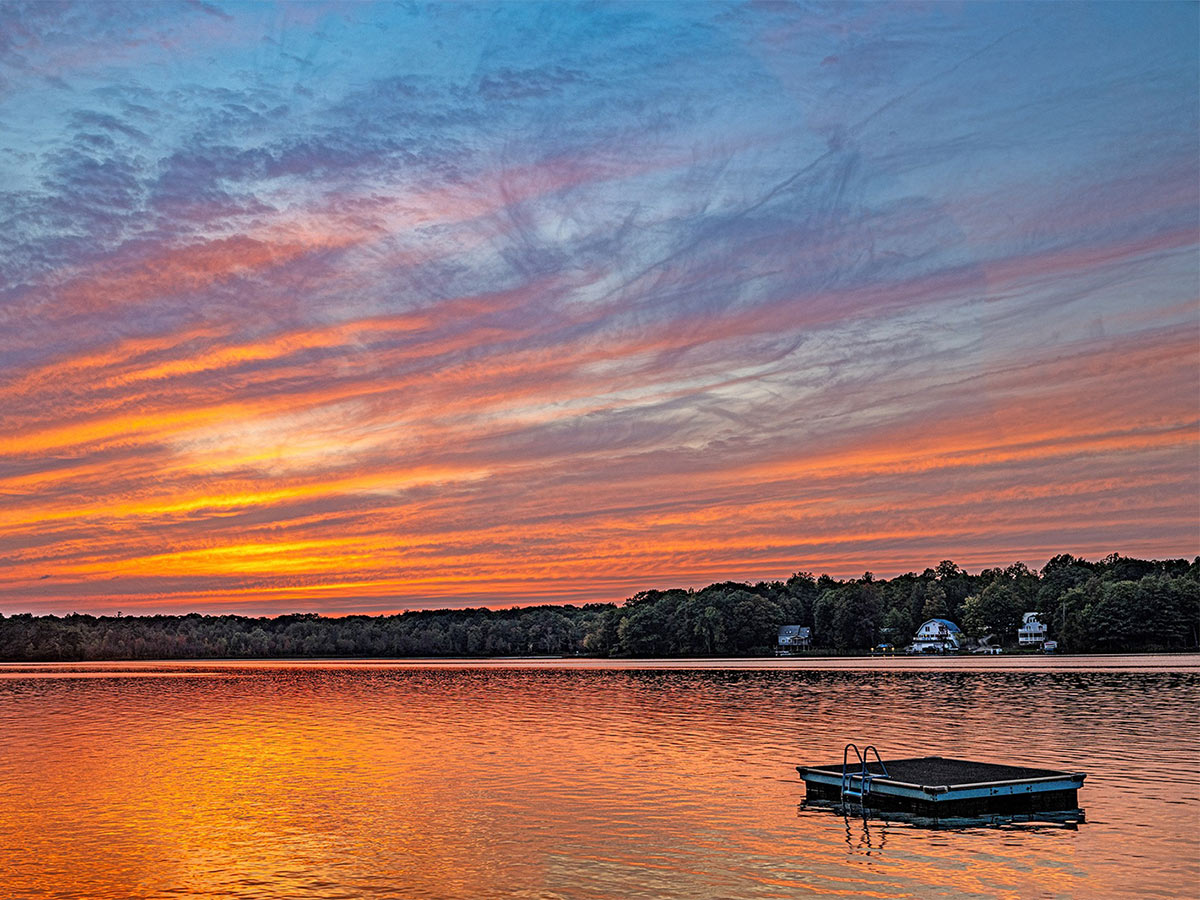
[0,659,1196,899]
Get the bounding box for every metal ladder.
[840,743,888,806]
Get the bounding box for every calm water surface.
[1,656,1197,899]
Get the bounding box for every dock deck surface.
[800,756,1070,787]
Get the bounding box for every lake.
[1,656,1196,899]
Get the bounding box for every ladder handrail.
[841,743,864,798]
[861,745,889,779]
[841,742,888,806]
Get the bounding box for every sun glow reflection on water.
[0,658,1196,899]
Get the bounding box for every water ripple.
[0,658,1196,899]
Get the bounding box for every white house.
[1018,612,1048,646]
[911,618,962,652]
[777,625,811,653]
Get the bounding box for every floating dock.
[797,745,1086,818]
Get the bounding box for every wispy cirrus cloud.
[0,1,1195,614]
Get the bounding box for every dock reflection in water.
[0,657,1196,899]
[801,797,1086,830]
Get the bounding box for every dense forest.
[1,554,1197,661]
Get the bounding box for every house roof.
[919,618,961,633]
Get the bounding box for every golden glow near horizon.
[1,2,1197,615]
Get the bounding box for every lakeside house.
[911,618,962,652]
[777,625,811,654]
[1018,612,1048,647]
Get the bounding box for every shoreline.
[2,651,1197,674]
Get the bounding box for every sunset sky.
[1,2,1197,615]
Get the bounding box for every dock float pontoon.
[798,743,1086,818]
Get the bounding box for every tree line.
[1,553,1196,661]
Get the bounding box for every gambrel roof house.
[912,618,962,652]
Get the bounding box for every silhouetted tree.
[3,554,1197,660]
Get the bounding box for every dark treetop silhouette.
[2,554,1196,661]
